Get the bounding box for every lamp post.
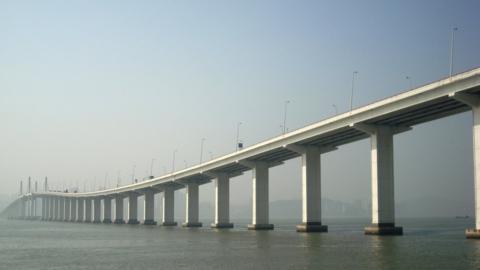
[450,27,458,78]
[283,100,290,135]
[131,165,136,184]
[200,138,205,163]
[172,149,177,173]
[236,122,242,151]
[117,170,121,187]
[350,71,359,111]
[150,158,156,177]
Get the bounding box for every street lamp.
[150,158,156,177]
[131,165,136,184]
[350,71,359,111]
[172,149,177,173]
[104,173,109,190]
[236,122,242,151]
[450,27,458,78]
[200,138,205,163]
[283,100,290,135]
[117,170,121,187]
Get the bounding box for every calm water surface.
[0,217,479,269]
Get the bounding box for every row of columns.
[9,94,480,238]
[10,133,401,235]
[5,126,405,237]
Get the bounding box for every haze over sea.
[1,217,479,270]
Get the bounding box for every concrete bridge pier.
[183,182,202,227]
[211,173,233,229]
[247,161,274,230]
[41,197,47,220]
[84,199,92,222]
[59,198,65,221]
[93,198,101,223]
[450,93,480,238]
[76,198,84,222]
[285,145,329,233]
[467,104,480,238]
[127,194,140,224]
[352,124,403,235]
[162,186,177,226]
[29,198,35,219]
[143,190,157,225]
[42,197,50,220]
[70,198,77,222]
[52,198,57,221]
[26,198,32,219]
[114,197,125,224]
[64,198,71,222]
[49,197,55,221]
[103,198,112,223]
[32,197,37,219]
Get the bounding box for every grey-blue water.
[1,217,479,269]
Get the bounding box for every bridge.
[3,67,480,238]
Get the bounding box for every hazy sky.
[1,1,480,212]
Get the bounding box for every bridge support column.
[70,198,77,222]
[352,124,402,235]
[127,194,139,224]
[42,197,47,220]
[183,183,202,227]
[211,173,233,228]
[295,146,328,232]
[162,186,177,226]
[84,199,92,222]
[59,198,65,221]
[143,190,157,225]
[27,198,32,219]
[42,197,50,220]
[53,198,58,220]
[64,198,71,222]
[248,162,274,230]
[49,197,54,221]
[114,197,125,224]
[103,198,112,223]
[32,198,36,219]
[30,198,35,219]
[76,199,84,222]
[451,94,480,238]
[93,198,101,223]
